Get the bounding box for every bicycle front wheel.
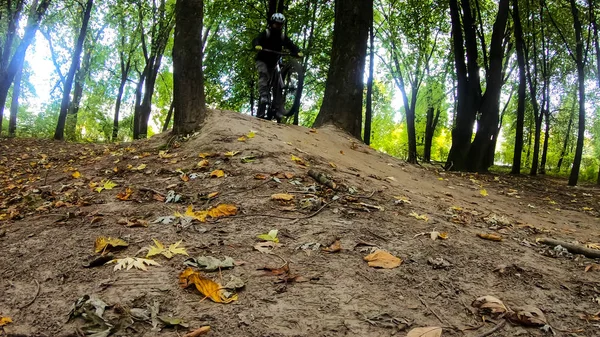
[280,60,303,117]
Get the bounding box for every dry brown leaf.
[585,264,600,272]
[260,262,290,275]
[271,193,294,201]
[508,306,547,327]
[178,267,237,303]
[254,173,268,180]
[254,241,282,253]
[94,237,129,253]
[406,327,442,337]
[471,296,508,316]
[117,218,149,228]
[579,311,600,322]
[322,240,342,253]
[477,233,503,241]
[210,169,225,178]
[329,162,337,168]
[363,250,402,269]
[116,187,134,201]
[291,155,308,166]
[183,326,211,337]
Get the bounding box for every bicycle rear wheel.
[280,60,303,117]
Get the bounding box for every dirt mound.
[1,109,600,336]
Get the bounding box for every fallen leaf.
[184,256,235,271]
[210,169,225,178]
[108,257,160,271]
[322,240,342,253]
[158,316,188,327]
[146,239,188,259]
[158,150,175,159]
[508,305,547,326]
[130,163,146,171]
[207,192,219,199]
[238,136,247,142]
[329,162,337,168]
[207,204,238,218]
[291,154,308,166]
[406,327,442,337]
[254,173,268,180]
[579,311,600,322]
[409,211,429,222]
[197,159,210,168]
[472,295,508,316]
[117,218,149,228]
[94,237,128,253]
[72,171,81,179]
[428,231,448,240]
[257,229,279,243]
[0,316,12,326]
[178,267,237,303]
[241,156,256,163]
[394,196,412,205]
[224,276,245,290]
[260,262,290,275]
[480,189,488,197]
[477,233,503,241]
[183,326,211,337]
[309,128,317,133]
[254,241,282,253]
[364,250,402,269]
[116,187,134,201]
[94,179,118,193]
[224,151,239,157]
[247,130,256,138]
[271,193,294,201]
[198,153,217,158]
[585,264,600,272]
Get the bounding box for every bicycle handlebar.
[258,48,302,57]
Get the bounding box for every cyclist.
[252,13,303,119]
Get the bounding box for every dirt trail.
[1,109,600,337]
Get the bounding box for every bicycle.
[256,49,304,123]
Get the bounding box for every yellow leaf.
[271,193,294,201]
[438,177,445,181]
[329,162,337,168]
[364,250,402,269]
[477,233,503,241]
[179,267,237,303]
[108,257,160,271]
[72,171,81,179]
[95,179,118,193]
[206,204,238,219]
[582,207,594,211]
[130,163,146,171]
[224,151,239,157]
[238,136,247,142]
[438,232,449,240]
[210,169,225,178]
[0,316,12,326]
[322,240,342,253]
[116,187,133,201]
[146,239,188,259]
[406,327,443,337]
[113,167,119,173]
[197,159,209,168]
[158,150,175,158]
[247,130,256,138]
[208,192,219,199]
[94,237,129,253]
[480,189,488,197]
[291,155,308,166]
[257,229,279,243]
[409,211,428,221]
[394,196,412,204]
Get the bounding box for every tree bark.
[8,63,23,137]
[66,44,93,141]
[172,0,206,135]
[54,0,93,141]
[0,0,50,135]
[312,0,371,140]
[556,103,574,172]
[423,105,441,163]
[511,0,526,174]
[162,100,174,132]
[364,13,374,145]
[568,0,586,186]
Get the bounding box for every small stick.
[537,238,600,259]
[475,320,507,337]
[139,187,165,197]
[418,295,447,326]
[20,279,40,309]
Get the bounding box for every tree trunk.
[8,63,23,137]
[445,0,481,171]
[556,105,574,172]
[0,0,50,135]
[54,0,93,141]
[66,46,92,141]
[312,0,371,140]
[112,54,131,141]
[423,106,441,163]
[511,0,526,174]
[568,0,586,186]
[162,100,174,132]
[488,91,511,168]
[466,0,509,172]
[249,79,255,116]
[172,0,206,135]
[364,14,374,145]
[539,108,550,174]
[295,0,318,127]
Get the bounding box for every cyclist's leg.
[256,60,270,118]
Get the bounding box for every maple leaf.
[178,267,237,303]
[109,257,160,271]
[116,187,133,201]
[95,179,117,193]
[210,169,225,178]
[94,237,129,253]
[72,171,82,179]
[257,229,279,243]
[146,239,188,259]
[364,250,402,269]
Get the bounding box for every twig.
[537,238,600,259]
[475,320,507,337]
[20,279,40,309]
[139,186,165,197]
[227,199,338,221]
[418,295,447,326]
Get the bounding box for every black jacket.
[252,28,300,67]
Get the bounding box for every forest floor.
[1,109,600,337]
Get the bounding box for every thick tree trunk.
[364,15,374,145]
[312,0,370,140]
[66,46,92,141]
[0,0,50,135]
[423,106,440,163]
[172,0,205,135]
[54,0,93,141]
[8,63,23,137]
[467,0,509,172]
[511,0,526,174]
[568,0,586,186]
